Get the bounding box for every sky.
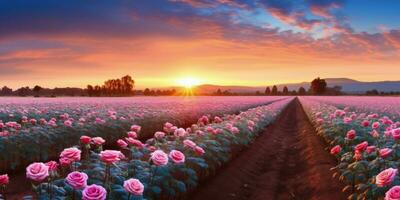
[0,0,400,89]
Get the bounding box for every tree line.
[1,76,399,97]
[86,75,135,97]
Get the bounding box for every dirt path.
[189,98,347,200]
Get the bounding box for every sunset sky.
[1,0,400,89]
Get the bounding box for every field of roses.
[0,96,286,172]
[0,97,293,200]
[300,97,400,200]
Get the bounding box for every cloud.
[0,0,399,88]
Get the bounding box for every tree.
[0,86,13,96]
[265,87,271,95]
[33,85,42,97]
[143,88,150,96]
[271,85,278,95]
[310,77,327,95]
[282,86,289,95]
[87,85,94,96]
[298,87,306,95]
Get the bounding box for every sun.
[176,77,201,89]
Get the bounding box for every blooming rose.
[92,137,105,145]
[347,130,356,140]
[343,117,352,124]
[154,131,165,139]
[130,125,141,133]
[169,150,185,164]
[362,120,370,127]
[385,186,400,200]
[354,150,362,160]
[26,162,49,182]
[372,122,380,129]
[0,174,9,185]
[150,150,169,166]
[66,171,88,190]
[99,150,125,164]
[183,139,196,149]
[117,139,128,148]
[82,184,107,200]
[80,136,91,145]
[366,146,376,154]
[380,148,393,159]
[174,128,187,137]
[45,161,58,171]
[124,178,144,196]
[230,127,239,134]
[194,146,205,156]
[59,157,72,167]
[127,131,137,139]
[376,168,398,187]
[330,145,341,155]
[60,147,81,163]
[316,118,324,124]
[392,128,400,140]
[125,137,144,148]
[355,141,368,152]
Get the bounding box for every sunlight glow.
[176,77,201,88]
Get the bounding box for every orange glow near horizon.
[1,1,400,89]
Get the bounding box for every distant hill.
[159,78,400,94]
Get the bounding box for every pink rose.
[125,137,144,148]
[392,128,400,140]
[117,139,128,148]
[372,122,380,129]
[230,127,239,134]
[26,162,49,182]
[194,146,205,156]
[169,150,185,164]
[0,174,9,185]
[376,168,397,187]
[150,150,169,166]
[99,150,124,164]
[80,136,91,145]
[366,146,376,154]
[330,145,341,155]
[347,130,356,140]
[355,141,368,152]
[183,139,196,149]
[154,131,165,139]
[82,184,107,200]
[45,161,58,171]
[380,148,393,159]
[92,137,105,145]
[124,178,144,196]
[353,150,362,160]
[66,171,88,190]
[362,120,370,127]
[127,131,138,139]
[316,118,324,124]
[130,125,141,133]
[60,147,81,163]
[343,117,352,124]
[174,128,187,137]
[64,120,73,127]
[385,186,400,200]
[371,130,380,138]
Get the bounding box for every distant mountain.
[155,78,400,94]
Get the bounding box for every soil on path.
[189,98,348,200]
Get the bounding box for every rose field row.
[0,96,286,172]
[299,97,400,200]
[0,97,294,200]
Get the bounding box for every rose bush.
[12,97,293,200]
